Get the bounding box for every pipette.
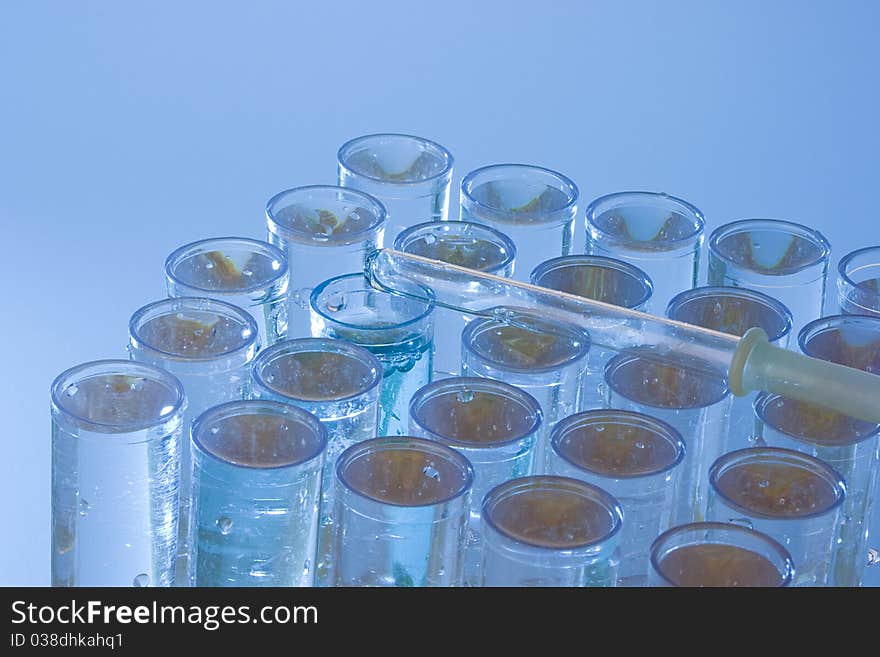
[365,249,880,424]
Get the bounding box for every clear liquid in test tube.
[460,164,578,281]
[548,410,685,586]
[649,522,795,587]
[584,191,704,311]
[337,133,453,245]
[334,437,472,586]
[165,237,289,348]
[461,314,589,473]
[409,377,542,586]
[250,338,382,586]
[51,360,185,587]
[530,255,653,410]
[128,297,259,584]
[395,220,515,377]
[706,447,845,586]
[267,185,386,338]
[189,400,326,586]
[481,476,623,587]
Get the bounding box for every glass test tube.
[480,475,623,587]
[460,164,578,281]
[649,522,795,587]
[754,393,878,586]
[838,246,880,316]
[337,133,453,245]
[165,237,289,348]
[334,436,472,587]
[128,297,259,584]
[408,377,542,586]
[707,218,831,336]
[666,286,792,452]
[395,220,516,377]
[706,447,845,586]
[266,185,386,338]
[548,410,685,587]
[530,255,653,410]
[310,273,434,437]
[584,191,704,311]
[51,360,185,587]
[605,352,730,525]
[250,338,382,586]
[461,314,589,473]
[798,315,880,586]
[189,400,326,586]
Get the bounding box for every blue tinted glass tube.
[548,410,685,587]
[605,353,731,525]
[395,220,515,377]
[584,191,704,311]
[51,360,185,587]
[408,377,542,586]
[754,393,878,586]
[649,522,795,587]
[531,255,653,410]
[128,297,259,584]
[266,185,386,339]
[838,246,880,317]
[706,447,845,586]
[481,476,623,587]
[800,314,880,586]
[337,133,453,245]
[460,164,578,281]
[461,315,589,473]
[708,219,831,337]
[666,286,792,453]
[334,437,472,587]
[165,237,289,349]
[310,273,434,437]
[189,400,326,586]
[251,338,382,587]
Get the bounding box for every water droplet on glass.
[595,424,605,432]
[65,385,79,397]
[216,516,233,535]
[868,548,879,566]
[424,234,437,245]
[280,424,289,431]
[133,573,150,587]
[205,262,214,269]
[210,426,220,435]
[79,498,89,516]
[753,436,767,447]
[242,269,253,277]
[634,441,645,449]
[456,388,474,403]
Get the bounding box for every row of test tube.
[50,133,880,586]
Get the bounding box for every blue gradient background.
[1,1,878,585]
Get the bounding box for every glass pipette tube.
[365,249,880,424]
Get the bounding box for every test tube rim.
[191,399,327,470]
[530,254,654,310]
[549,409,686,480]
[310,272,436,333]
[462,315,590,375]
[753,391,880,446]
[460,163,579,222]
[649,521,795,587]
[128,296,260,363]
[337,133,454,186]
[481,475,624,552]
[266,185,387,246]
[393,220,517,275]
[707,446,846,521]
[408,376,543,448]
[666,285,793,343]
[797,313,880,361]
[584,190,705,246]
[708,218,832,277]
[50,358,186,434]
[335,436,474,509]
[251,337,383,404]
[164,236,289,296]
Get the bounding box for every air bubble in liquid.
[216,516,233,535]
